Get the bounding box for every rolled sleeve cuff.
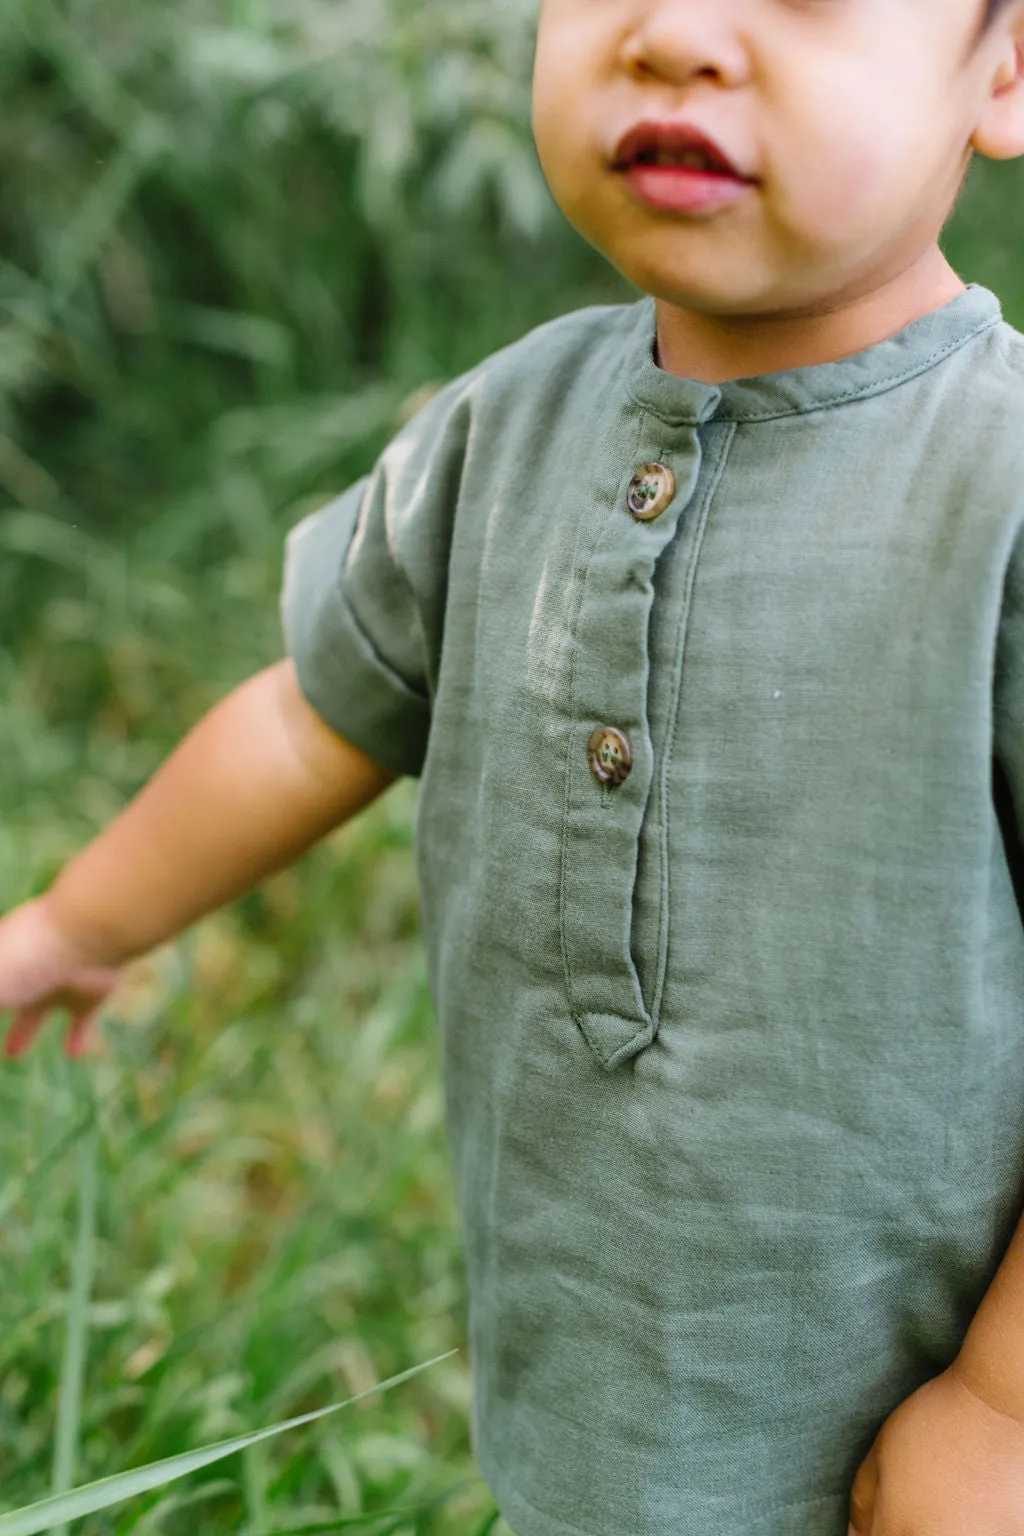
[280,486,431,779]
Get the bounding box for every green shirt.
[281,284,1024,1536]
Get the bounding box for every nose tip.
[620,9,751,92]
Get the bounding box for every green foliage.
[0,2,609,1529]
[1,0,1023,1530]
[0,783,515,1532]
[0,0,624,766]
[1,1353,454,1535]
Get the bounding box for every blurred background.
[2,1,1023,1531]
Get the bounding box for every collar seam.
[626,312,1003,426]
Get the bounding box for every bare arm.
[954,1208,1024,1419]
[1,659,393,1056]
[848,1201,1024,1534]
[48,658,392,961]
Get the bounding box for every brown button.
[627,462,675,521]
[588,726,633,786]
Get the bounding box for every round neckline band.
[625,283,1004,426]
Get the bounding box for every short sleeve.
[993,522,1024,907]
[280,382,471,779]
[995,527,1024,770]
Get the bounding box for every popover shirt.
[281,284,1024,1536]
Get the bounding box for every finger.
[4,1001,54,1059]
[65,1002,106,1060]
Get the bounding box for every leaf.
[163,304,295,371]
[51,1126,99,1536]
[0,1352,456,1536]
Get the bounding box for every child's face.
[533,0,1022,318]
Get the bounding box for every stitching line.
[627,316,1003,425]
[652,421,736,1027]
[559,410,647,1036]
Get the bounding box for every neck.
[654,247,968,384]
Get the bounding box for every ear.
[972,29,1024,161]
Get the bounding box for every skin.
[533,0,1024,381]
[0,661,392,1056]
[4,2,1024,1532]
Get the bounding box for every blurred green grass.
[0,783,500,1532]
[2,0,1024,1529]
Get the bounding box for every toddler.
[6,2,1024,1532]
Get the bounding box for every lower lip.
[620,163,754,214]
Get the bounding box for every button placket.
[560,420,709,1070]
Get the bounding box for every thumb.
[848,1438,880,1536]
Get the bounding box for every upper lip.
[611,120,752,180]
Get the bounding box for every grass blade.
[0,1352,456,1536]
[242,1440,269,1535]
[0,1101,97,1231]
[51,1125,99,1536]
[258,1482,472,1535]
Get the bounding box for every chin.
[608,243,776,317]
[562,185,772,314]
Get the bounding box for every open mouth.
[611,120,756,214]
[612,121,753,182]
[627,146,739,176]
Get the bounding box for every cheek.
[792,137,889,238]
[531,14,574,164]
[532,40,591,176]
[532,82,599,232]
[768,86,933,254]
[532,10,619,223]
[530,86,565,193]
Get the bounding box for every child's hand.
[0,897,122,1060]
[848,1362,1024,1535]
